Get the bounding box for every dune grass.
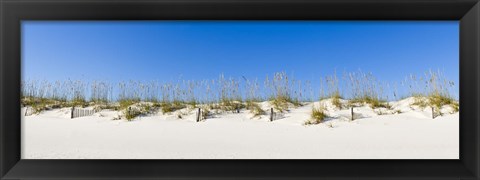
[123,103,159,121]
[246,101,265,117]
[344,70,392,109]
[331,92,342,109]
[320,71,343,109]
[160,101,186,114]
[305,105,328,125]
[408,70,458,113]
[21,69,458,117]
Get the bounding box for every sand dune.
[21,97,459,159]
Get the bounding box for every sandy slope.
[21,98,459,159]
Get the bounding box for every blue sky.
[22,21,459,99]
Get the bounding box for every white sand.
[21,97,459,159]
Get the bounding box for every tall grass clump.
[345,71,390,109]
[123,103,158,121]
[217,74,244,112]
[124,107,141,121]
[68,79,87,107]
[160,101,186,114]
[142,81,160,103]
[246,101,265,117]
[90,81,112,104]
[21,79,90,113]
[185,80,198,107]
[117,81,141,110]
[244,78,261,102]
[305,104,328,125]
[409,70,458,112]
[320,71,342,109]
[266,72,302,112]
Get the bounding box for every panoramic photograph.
[21,21,459,159]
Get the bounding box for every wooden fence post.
[71,107,74,119]
[196,108,201,122]
[432,107,435,119]
[351,107,354,121]
[270,108,274,122]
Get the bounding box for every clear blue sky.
[22,21,459,99]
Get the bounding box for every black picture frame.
[1,0,479,179]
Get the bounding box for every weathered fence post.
[351,107,354,121]
[196,108,201,122]
[432,106,435,119]
[270,108,274,122]
[71,107,74,119]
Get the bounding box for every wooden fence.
[270,108,285,121]
[196,108,201,122]
[24,107,34,116]
[71,107,99,119]
[194,107,284,122]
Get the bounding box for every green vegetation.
[124,103,159,121]
[246,101,265,117]
[305,105,328,125]
[452,101,459,112]
[331,93,342,109]
[266,72,303,112]
[21,69,458,118]
[118,99,137,110]
[31,101,48,114]
[348,97,390,109]
[429,94,456,110]
[270,96,291,113]
[201,108,211,120]
[160,101,186,114]
[220,100,245,113]
[124,107,141,121]
[344,70,391,109]
[408,70,459,113]
[320,71,343,109]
